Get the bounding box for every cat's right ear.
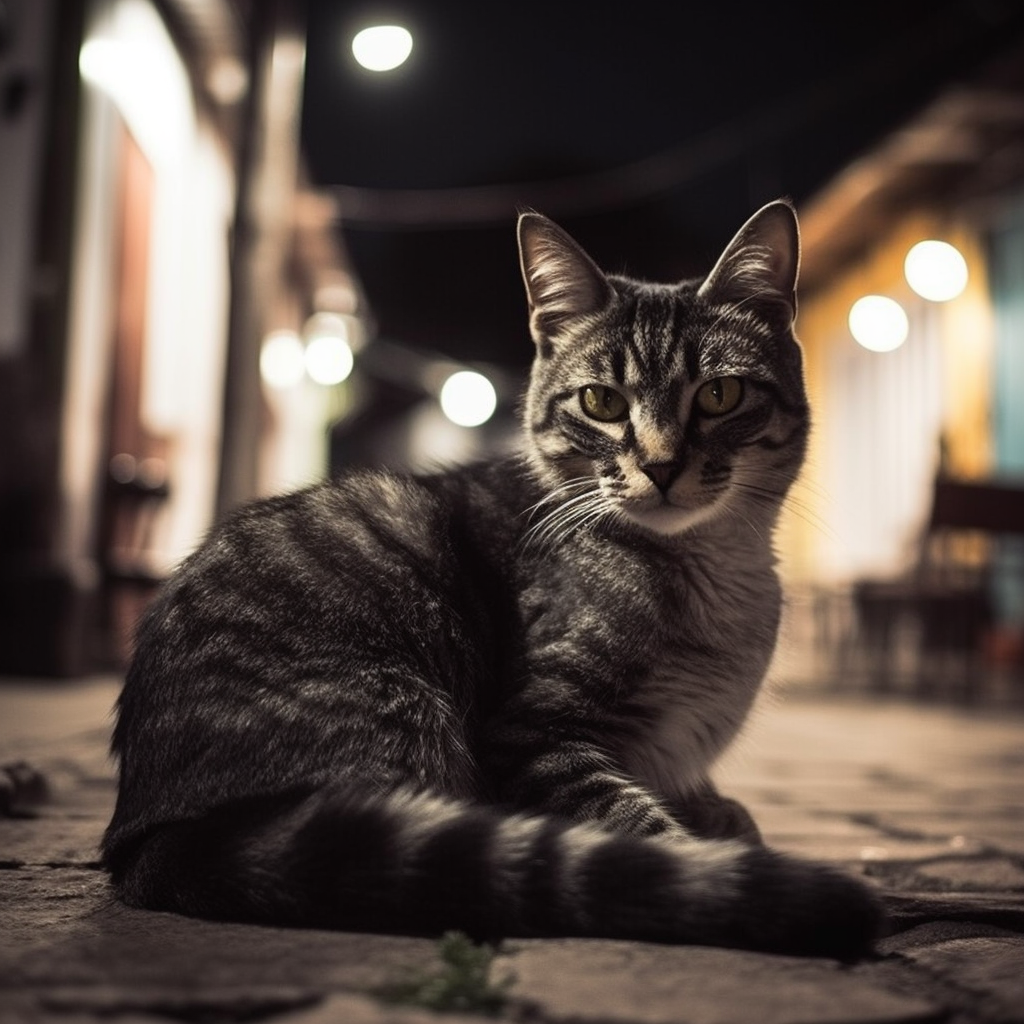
[697,200,800,322]
[517,212,613,351]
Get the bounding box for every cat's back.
[107,461,528,852]
[147,462,522,630]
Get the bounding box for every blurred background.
[2,0,1023,703]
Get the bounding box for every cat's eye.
[580,385,629,422]
[695,377,744,416]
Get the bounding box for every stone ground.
[1,674,1023,1024]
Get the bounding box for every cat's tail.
[104,783,882,959]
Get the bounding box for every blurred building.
[777,57,1024,693]
[0,0,364,674]
[2,1,1023,688]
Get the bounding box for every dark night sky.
[299,0,1024,372]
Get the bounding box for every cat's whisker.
[578,502,619,537]
[721,501,767,543]
[522,477,595,521]
[522,487,611,553]
[784,501,836,539]
[730,477,833,540]
[534,489,605,529]
[531,479,599,510]
[530,496,606,549]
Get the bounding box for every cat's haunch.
[103,201,883,958]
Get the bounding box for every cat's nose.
[641,462,682,492]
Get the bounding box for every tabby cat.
[103,200,882,958]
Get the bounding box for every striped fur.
[103,201,882,958]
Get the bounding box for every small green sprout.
[374,931,515,1016]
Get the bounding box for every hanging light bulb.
[439,371,497,427]
[904,240,968,302]
[351,25,413,72]
[303,313,354,386]
[849,296,909,353]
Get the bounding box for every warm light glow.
[78,4,192,169]
[904,240,968,302]
[849,295,909,353]
[79,35,182,162]
[439,371,497,427]
[260,330,305,388]
[304,312,355,385]
[207,57,249,105]
[305,334,354,386]
[79,37,122,88]
[351,25,413,71]
[314,279,357,314]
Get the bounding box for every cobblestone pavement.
[1,675,1023,1024]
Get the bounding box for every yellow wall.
[938,228,995,478]
[780,212,995,582]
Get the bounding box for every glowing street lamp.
[849,295,909,353]
[304,313,354,386]
[439,371,497,427]
[904,240,968,302]
[352,26,413,72]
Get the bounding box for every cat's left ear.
[697,200,800,322]
[518,212,614,349]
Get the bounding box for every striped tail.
[104,784,882,959]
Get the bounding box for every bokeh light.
[206,56,249,105]
[849,295,909,353]
[351,26,413,72]
[439,371,497,427]
[259,330,305,388]
[904,240,968,302]
[305,334,354,386]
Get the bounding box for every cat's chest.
[617,551,781,798]
[515,530,780,796]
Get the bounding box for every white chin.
[620,498,722,537]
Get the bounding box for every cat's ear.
[697,200,800,321]
[518,212,614,348]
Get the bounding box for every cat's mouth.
[615,484,729,537]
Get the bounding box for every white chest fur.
[618,541,781,801]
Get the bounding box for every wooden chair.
[846,476,1024,701]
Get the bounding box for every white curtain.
[819,300,944,582]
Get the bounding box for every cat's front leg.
[667,782,762,844]
[485,693,693,842]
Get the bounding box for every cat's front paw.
[672,792,762,844]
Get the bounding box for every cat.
[102,200,882,959]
